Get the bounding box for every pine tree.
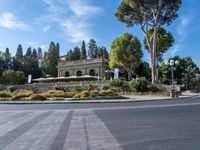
[80,40,87,59]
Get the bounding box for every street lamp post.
[169,59,179,98]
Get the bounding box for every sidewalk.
[0,92,199,104]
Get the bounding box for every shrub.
[7,86,15,92]
[148,85,160,92]
[99,89,115,96]
[47,90,64,94]
[110,80,123,88]
[52,85,69,92]
[11,90,34,100]
[101,84,111,90]
[41,92,77,98]
[73,91,90,99]
[130,77,148,92]
[29,94,46,101]
[0,90,12,98]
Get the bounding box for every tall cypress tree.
[43,42,60,77]
[24,47,32,77]
[13,44,24,71]
[3,48,12,70]
[80,40,87,59]
[88,39,97,59]
[73,47,81,60]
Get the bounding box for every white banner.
[114,68,119,80]
[28,75,32,83]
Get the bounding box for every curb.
[0,95,198,105]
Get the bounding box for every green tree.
[13,44,24,71]
[43,42,60,77]
[98,46,109,59]
[0,69,26,84]
[115,0,182,84]
[88,39,97,59]
[160,56,200,89]
[72,47,81,60]
[144,28,174,63]
[80,40,87,59]
[3,48,12,70]
[24,47,32,77]
[109,33,143,80]
[135,62,151,81]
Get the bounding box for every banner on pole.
[114,68,119,80]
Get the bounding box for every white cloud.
[170,44,185,56]
[177,16,192,39]
[170,16,192,56]
[40,0,102,43]
[0,12,29,30]
[61,19,91,43]
[43,26,50,32]
[67,0,102,16]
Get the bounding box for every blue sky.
[0,0,199,67]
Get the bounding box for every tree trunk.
[151,20,158,85]
[128,71,132,81]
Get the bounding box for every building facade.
[57,57,109,80]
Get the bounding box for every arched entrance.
[89,69,96,76]
[65,71,70,77]
[76,70,82,76]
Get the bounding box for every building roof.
[32,75,100,82]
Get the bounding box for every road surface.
[0,97,200,150]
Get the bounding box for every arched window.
[76,70,82,76]
[89,69,95,76]
[65,71,70,77]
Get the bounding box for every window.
[89,69,95,76]
[65,71,70,77]
[76,70,82,76]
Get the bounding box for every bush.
[99,89,115,96]
[148,85,160,92]
[11,90,34,100]
[7,86,15,92]
[130,77,148,92]
[47,90,64,94]
[73,91,90,99]
[41,92,77,98]
[110,80,123,87]
[29,94,46,101]
[52,85,69,91]
[0,90,12,98]
[101,84,111,90]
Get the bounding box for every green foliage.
[148,85,161,92]
[160,56,200,90]
[0,69,26,84]
[101,84,111,90]
[80,40,87,59]
[43,42,60,77]
[110,79,123,87]
[115,0,181,84]
[109,33,143,80]
[0,90,12,98]
[144,28,174,62]
[47,90,64,94]
[7,86,15,92]
[130,77,148,92]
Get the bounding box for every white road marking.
[64,110,123,150]
[3,111,69,150]
[0,112,42,137]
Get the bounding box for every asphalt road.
[0,97,200,150]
